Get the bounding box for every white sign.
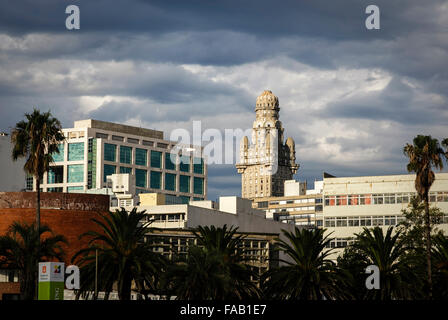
[38,262,65,283]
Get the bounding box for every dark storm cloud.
[316,77,448,125]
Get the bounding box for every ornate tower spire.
[236,90,299,199]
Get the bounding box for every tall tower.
[236,90,299,199]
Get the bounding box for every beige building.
[236,90,299,199]
[113,195,297,273]
[322,173,448,258]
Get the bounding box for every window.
[336,217,347,227]
[193,157,204,174]
[179,175,190,193]
[67,164,84,183]
[120,167,132,174]
[179,155,190,172]
[142,140,154,147]
[165,173,176,191]
[47,187,63,192]
[135,148,147,166]
[127,138,139,144]
[104,143,117,162]
[136,169,147,188]
[120,146,132,164]
[157,143,168,149]
[68,143,84,161]
[67,186,83,193]
[151,150,162,168]
[103,164,116,182]
[26,174,33,191]
[348,216,360,227]
[372,216,384,226]
[112,135,124,142]
[150,171,161,189]
[52,144,64,162]
[165,153,176,170]
[96,132,108,139]
[193,177,204,195]
[47,166,63,184]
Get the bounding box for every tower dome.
[255,90,279,111]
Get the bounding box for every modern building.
[252,180,324,228]
[29,119,207,204]
[236,90,299,199]
[321,173,448,258]
[0,134,26,192]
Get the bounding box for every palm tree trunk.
[35,176,41,300]
[35,177,40,233]
[424,193,433,299]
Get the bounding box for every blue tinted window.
[67,164,84,183]
[120,167,132,174]
[68,143,84,161]
[104,143,116,162]
[150,171,161,189]
[136,169,147,188]
[151,151,162,168]
[103,164,116,182]
[120,146,132,164]
[165,173,176,191]
[179,175,190,193]
[180,155,190,172]
[193,157,204,174]
[193,177,204,195]
[52,144,64,162]
[165,152,176,170]
[135,148,147,166]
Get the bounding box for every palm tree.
[11,109,65,233]
[404,135,447,298]
[0,221,67,300]
[261,227,348,300]
[164,224,260,300]
[72,208,166,300]
[432,234,448,299]
[349,226,416,300]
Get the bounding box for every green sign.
[38,262,65,300]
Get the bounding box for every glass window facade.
[180,196,190,204]
[193,177,204,195]
[120,167,132,174]
[103,164,116,182]
[47,166,63,184]
[135,148,147,166]
[165,153,176,170]
[136,169,147,188]
[165,173,176,191]
[67,186,83,193]
[179,156,190,172]
[67,164,84,183]
[120,146,132,164]
[151,151,162,168]
[68,143,84,161]
[150,171,161,189]
[193,157,204,174]
[104,143,117,162]
[52,144,64,162]
[179,175,190,193]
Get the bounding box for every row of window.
[104,164,204,195]
[324,192,448,206]
[104,143,204,174]
[324,214,448,228]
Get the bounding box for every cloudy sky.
[0,0,447,200]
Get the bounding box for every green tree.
[164,225,260,300]
[432,234,448,299]
[0,222,67,300]
[261,227,349,300]
[11,109,65,233]
[72,208,166,300]
[404,135,447,298]
[343,227,416,300]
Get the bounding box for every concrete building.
[236,91,299,199]
[113,195,297,276]
[252,180,324,228]
[0,135,26,192]
[29,119,207,203]
[322,173,448,258]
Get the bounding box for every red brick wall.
[0,192,110,299]
[0,283,20,299]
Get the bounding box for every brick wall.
[0,192,110,299]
